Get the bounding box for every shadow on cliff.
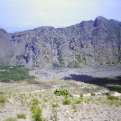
[64,74,121,93]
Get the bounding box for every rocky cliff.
[0,16,121,68]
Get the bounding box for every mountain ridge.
[7,16,120,34]
[0,16,121,68]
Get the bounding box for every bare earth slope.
[0,66,121,121]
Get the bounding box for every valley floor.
[0,65,121,121]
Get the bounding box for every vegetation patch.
[107,95,119,100]
[108,85,121,93]
[63,96,72,105]
[0,65,33,81]
[106,95,121,106]
[54,88,70,97]
[17,113,26,119]
[31,98,40,106]
[31,98,45,121]
[0,94,6,106]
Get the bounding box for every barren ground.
[0,65,121,121]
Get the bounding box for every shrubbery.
[31,98,44,121]
[63,96,71,105]
[54,88,70,96]
[17,113,26,119]
[0,94,6,105]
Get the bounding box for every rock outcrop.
[0,16,121,67]
[0,29,13,64]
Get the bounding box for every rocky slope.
[0,16,121,67]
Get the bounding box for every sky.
[0,0,121,32]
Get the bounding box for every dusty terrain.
[0,65,121,121]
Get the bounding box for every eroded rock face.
[0,29,14,64]
[0,16,121,67]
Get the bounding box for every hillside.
[0,16,121,67]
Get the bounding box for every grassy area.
[0,65,33,81]
[108,85,121,93]
[106,95,121,106]
[0,94,6,107]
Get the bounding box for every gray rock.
[0,16,121,67]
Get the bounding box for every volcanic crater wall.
[0,16,121,67]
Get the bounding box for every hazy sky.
[0,0,121,32]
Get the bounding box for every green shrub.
[31,98,44,121]
[17,113,26,119]
[0,95,6,105]
[31,98,40,106]
[54,88,70,97]
[31,106,43,121]
[63,96,71,105]
[109,85,121,93]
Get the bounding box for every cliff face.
[0,16,121,67]
[0,29,14,64]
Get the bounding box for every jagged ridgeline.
[0,16,121,68]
